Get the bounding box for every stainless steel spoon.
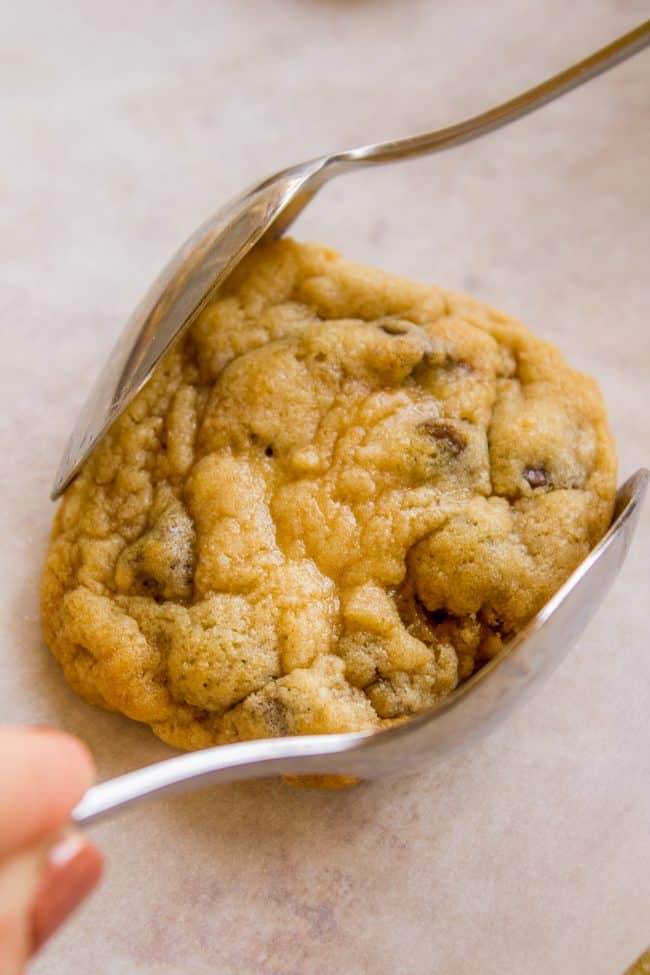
[52,20,650,499]
[71,469,648,825]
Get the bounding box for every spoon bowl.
[52,21,650,499]
[71,469,648,826]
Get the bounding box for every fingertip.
[0,728,97,857]
[27,728,96,792]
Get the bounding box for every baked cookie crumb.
[41,239,616,750]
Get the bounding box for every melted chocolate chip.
[414,595,454,628]
[478,607,513,641]
[421,420,467,455]
[523,465,549,489]
[264,445,274,457]
[421,350,473,373]
[260,697,289,736]
[139,576,160,594]
[427,608,450,625]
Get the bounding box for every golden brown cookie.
[625,948,650,975]
[41,239,616,750]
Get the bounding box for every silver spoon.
[52,20,650,499]
[71,469,647,825]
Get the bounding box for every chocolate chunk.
[264,445,274,457]
[440,353,473,373]
[421,350,473,373]
[421,419,466,455]
[427,608,450,625]
[478,606,510,637]
[260,697,289,736]
[414,595,453,627]
[138,575,163,600]
[523,465,549,489]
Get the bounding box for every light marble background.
[1,1,648,972]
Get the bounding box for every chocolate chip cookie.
[41,239,616,749]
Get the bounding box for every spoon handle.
[341,20,650,166]
[71,732,372,827]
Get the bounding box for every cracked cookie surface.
[41,239,616,749]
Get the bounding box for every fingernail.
[30,833,103,952]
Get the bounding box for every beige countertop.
[1,1,648,972]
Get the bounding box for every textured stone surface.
[0,1,648,973]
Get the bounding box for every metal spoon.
[52,20,650,499]
[71,469,647,825]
